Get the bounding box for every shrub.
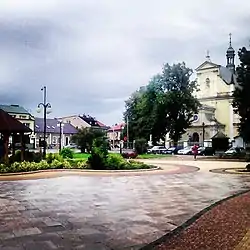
[106,154,126,170]
[134,138,148,154]
[60,148,74,159]
[87,137,109,170]
[50,159,64,169]
[9,150,43,163]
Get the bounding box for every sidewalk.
[142,191,250,250]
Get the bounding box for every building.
[107,123,125,147]
[0,104,36,148]
[59,114,109,130]
[178,35,240,147]
[35,118,78,148]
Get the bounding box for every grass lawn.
[73,153,90,159]
[73,152,171,160]
[137,154,172,159]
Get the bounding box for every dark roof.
[212,131,228,139]
[35,118,78,134]
[0,104,30,114]
[80,115,100,127]
[0,109,32,133]
[218,66,237,85]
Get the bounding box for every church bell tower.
[226,33,235,73]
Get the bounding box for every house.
[0,104,36,148]
[168,35,241,148]
[35,118,78,148]
[59,114,109,131]
[107,123,125,147]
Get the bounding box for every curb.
[0,166,161,177]
[140,189,250,250]
[210,168,250,175]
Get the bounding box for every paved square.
[0,160,249,249]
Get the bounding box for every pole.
[112,126,115,149]
[126,116,129,149]
[43,86,47,158]
[59,122,62,152]
[202,122,205,147]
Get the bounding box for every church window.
[205,77,210,87]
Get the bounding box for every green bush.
[87,137,109,170]
[106,154,126,170]
[9,151,43,163]
[60,148,74,159]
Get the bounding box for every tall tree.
[72,127,105,153]
[160,63,200,145]
[232,47,250,143]
[123,62,200,145]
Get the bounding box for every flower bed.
[0,152,153,174]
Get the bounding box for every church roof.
[218,66,237,85]
[196,60,237,85]
[195,61,219,71]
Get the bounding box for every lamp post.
[120,124,124,154]
[202,122,205,147]
[37,86,52,158]
[112,125,115,149]
[126,116,129,149]
[57,120,64,152]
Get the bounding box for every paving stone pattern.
[0,166,250,249]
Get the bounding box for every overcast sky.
[0,0,249,125]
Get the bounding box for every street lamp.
[126,116,129,149]
[120,124,124,154]
[57,120,64,152]
[202,122,205,147]
[37,86,52,158]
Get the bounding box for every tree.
[72,127,105,153]
[232,47,250,143]
[124,62,200,145]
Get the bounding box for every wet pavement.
[0,161,250,249]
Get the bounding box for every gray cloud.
[0,0,250,125]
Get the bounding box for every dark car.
[166,146,183,154]
[198,147,215,156]
[121,150,138,159]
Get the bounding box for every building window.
[24,123,30,128]
[12,115,16,118]
[20,115,26,119]
[205,78,210,87]
[52,136,57,144]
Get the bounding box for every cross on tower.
[229,33,232,46]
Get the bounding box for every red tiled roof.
[0,109,32,133]
[108,123,125,132]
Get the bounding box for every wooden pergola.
[0,109,32,163]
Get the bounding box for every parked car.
[166,146,183,154]
[121,150,138,159]
[64,143,78,149]
[177,146,192,155]
[198,147,215,156]
[147,146,167,154]
[224,147,246,156]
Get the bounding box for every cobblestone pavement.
[0,160,250,249]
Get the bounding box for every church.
[174,35,241,147]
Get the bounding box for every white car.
[177,146,192,155]
[147,146,167,154]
